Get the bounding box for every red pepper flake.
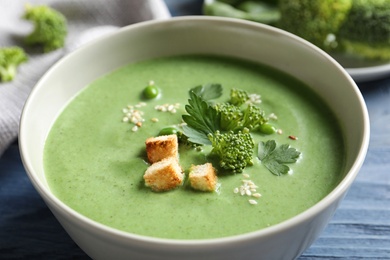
[289,135,298,140]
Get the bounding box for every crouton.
[189,163,218,192]
[145,134,178,163]
[144,157,183,192]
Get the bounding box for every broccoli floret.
[337,0,390,60]
[277,0,352,51]
[241,104,267,131]
[214,103,244,131]
[215,88,267,132]
[23,4,68,53]
[209,129,254,173]
[215,102,267,132]
[0,47,28,82]
[229,88,249,106]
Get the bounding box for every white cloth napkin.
[0,0,171,156]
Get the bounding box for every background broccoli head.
[23,4,67,53]
[278,0,352,51]
[0,47,28,82]
[337,0,390,60]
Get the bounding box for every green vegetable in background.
[277,0,352,52]
[337,0,390,60]
[23,4,68,53]
[203,0,280,25]
[204,0,390,61]
[0,47,28,82]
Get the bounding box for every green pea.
[143,85,160,99]
[259,123,276,135]
[158,126,178,136]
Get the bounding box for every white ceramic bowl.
[19,17,370,260]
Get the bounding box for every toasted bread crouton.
[189,163,218,192]
[145,134,178,163]
[144,157,183,192]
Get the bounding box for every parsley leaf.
[182,90,221,145]
[258,140,301,176]
[190,83,223,101]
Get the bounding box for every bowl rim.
[19,16,370,247]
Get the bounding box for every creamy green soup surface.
[44,55,345,239]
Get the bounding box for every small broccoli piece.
[215,102,267,132]
[214,103,244,131]
[215,88,267,132]
[209,129,254,173]
[0,47,28,82]
[337,0,390,60]
[23,4,68,53]
[277,0,352,51]
[241,104,267,131]
[229,88,249,106]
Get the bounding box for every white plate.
[330,53,390,83]
[346,64,390,82]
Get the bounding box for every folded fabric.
[0,0,171,156]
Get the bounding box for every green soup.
[44,55,345,239]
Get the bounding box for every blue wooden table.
[1,1,390,259]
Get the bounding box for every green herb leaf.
[182,91,221,145]
[190,83,223,101]
[258,140,301,176]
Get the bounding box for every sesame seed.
[249,199,258,205]
[235,174,262,205]
[277,129,283,135]
[154,103,181,114]
[247,93,261,104]
[151,118,159,122]
[122,102,147,131]
[269,113,278,120]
